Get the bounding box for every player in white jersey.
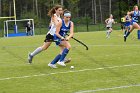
[105,14,116,38]
[28,5,71,64]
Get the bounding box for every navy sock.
[124,30,127,35]
[59,48,69,62]
[138,30,140,39]
[125,31,130,37]
[51,54,61,64]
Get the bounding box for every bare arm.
[105,18,109,24]
[66,22,74,40]
[55,20,63,39]
[128,11,134,15]
[52,14,59,26]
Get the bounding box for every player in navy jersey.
[124,5,140,42]
[48,9,74,68]
[124,11,131,36]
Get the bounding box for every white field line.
[0,64,140,81]
[75,84,140,93]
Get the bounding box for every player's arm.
[55,20,64,39]
[66,22,74,41]
[105,18,109,24]
[128,11,134,15]
[53,14,59,25]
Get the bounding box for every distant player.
[105,14,116,38]
[121,15,126,31]
[124,11,131,36]
[26,21,32,36]
[124,5,140,42]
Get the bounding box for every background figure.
[121,15,126,32]
[26,21,32,36]
[124,11,131,36]
[105,14,116,38]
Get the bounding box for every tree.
[94,0,96,24]
[35,0,38,17]
[91,0,94,24]
[109,0,111,14]
[138,0,140,5]
[0,0,1,16]
[64,0,79,17]
[99,0,103,23]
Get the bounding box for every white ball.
[70,66,74,69]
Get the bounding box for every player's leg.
[30,42,52,56]
[28,33,54,63]
[132,22,140,30]
[121,23,123,31]
[107,28,112,38]
[57,41,71,66]
[125,22,140,37]
[29,30,32,36]
[124,25,133,42]
[106,27,110,38]
[27,31,29,36]
[124,26,128,36]
[28,42,52,63]
[48,46,64,68]
[133,23,140,39]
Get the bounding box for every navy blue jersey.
[132,11,140,22]
[59,19,71,37]
[125,15,131,26]
[54,19,71,45]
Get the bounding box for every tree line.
[0,0,139,27]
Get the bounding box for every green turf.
[0,30,140,93]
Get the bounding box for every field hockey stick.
[66,34,88,50]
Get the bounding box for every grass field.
[0,30,140,93]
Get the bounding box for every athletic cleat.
[124,36,126,42]
[28,53,33,64]
[57,61,66,66]
[64,58,71,63]
[48,63,57,68]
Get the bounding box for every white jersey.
[47,14,61,35]
[106,18,114,27]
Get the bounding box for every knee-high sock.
[106,30,109,35]
[125,31,130,37]
[59,48,69,62]
[106,30,111,37]
[124,30,127,36]
[137,30,140,39]
[31,47,43,56]
[124,27,130,36]
[51,54,61,64]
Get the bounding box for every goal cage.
[4,19,35,37]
